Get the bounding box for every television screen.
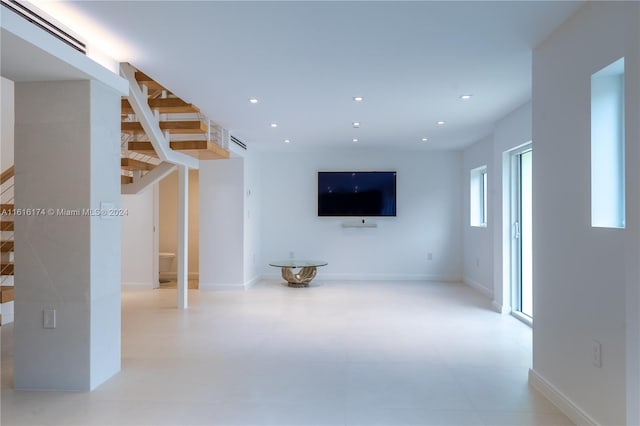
[317,171,397,217]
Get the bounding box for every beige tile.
[1,280,573,426]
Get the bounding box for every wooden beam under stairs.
[1,165,15,185]
[128,140,230,160]
[121,158,156,171]
[121,175,133,184]
[122,120,208,134]
[0,204,14,213]
[1,241,14,252]
[0,286,14,302]
[122,98,200,114]
[0,221,14,231]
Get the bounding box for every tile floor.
[1,280,573,426]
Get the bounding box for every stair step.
[128,140,230,160]
[122,98,200,114]
[1,263,13,276]
[122,120,208,134]
[0,221,13,231]
[0,204,14,212]
[121,175,133,185]
[121,158,156,171]
[0,285,14,302]
[135,71,165,91]
[1,241,14,252]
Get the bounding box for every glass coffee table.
[269,260,328,287]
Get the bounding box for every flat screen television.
[317,171,397,217]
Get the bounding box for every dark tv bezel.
[316,171,397,217]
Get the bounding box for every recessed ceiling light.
[352,122,360,128]
[270,123,278,128]
[352,138,359,143]
[436,121,446,125]
[460,94,472,100]
[249,97,259,104]
[421,138,428,142]
[353,96,363,102]
[284,139,290,144]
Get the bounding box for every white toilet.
[159,252,176,283]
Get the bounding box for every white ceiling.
[59,1,583,151]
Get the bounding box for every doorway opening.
[155,169,200,290]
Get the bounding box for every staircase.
[0,65,233,324]
[0,165,15,325]
[120,65,230,189]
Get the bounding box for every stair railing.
[1,165,15,285]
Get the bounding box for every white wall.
[461,102,532,311]
[492,102,533,312]
[1,77,14,171]
[531,2,639,424]
[260,149,463,281]
[462,135,493,296]
[243,151,261,284]
[159,169,199,279]
[88,80,122,389]
[199,158,245,288]
[121,189,154,287]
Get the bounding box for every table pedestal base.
[281,266,317,287]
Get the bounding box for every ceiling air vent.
[1,0,86,54]
[230,135,247,150]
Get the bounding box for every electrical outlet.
[592,339,602,368]
[427,252,433,261]
[43,309,56,329]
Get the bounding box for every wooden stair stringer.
[129,140,230,160]
[121,157,157,171]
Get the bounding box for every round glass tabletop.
[269,260,328,268]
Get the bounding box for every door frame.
[507,142,532,326]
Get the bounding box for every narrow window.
[481,170,488,225]
[470,165,488,227]
[591,57,625,228]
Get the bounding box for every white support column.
[177,165,189,309]
[14,80,121,390]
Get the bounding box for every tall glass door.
[512,147,533,321]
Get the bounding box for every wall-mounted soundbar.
[341,220,378,228]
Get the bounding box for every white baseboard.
[528,368,599,426]
[262,272,462,282]
[244,275,262,289]
[463,276,493,298]
[491,300,510,314]
[122,282,153,289]
[199,282,247,291]
[159,272,199,280]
